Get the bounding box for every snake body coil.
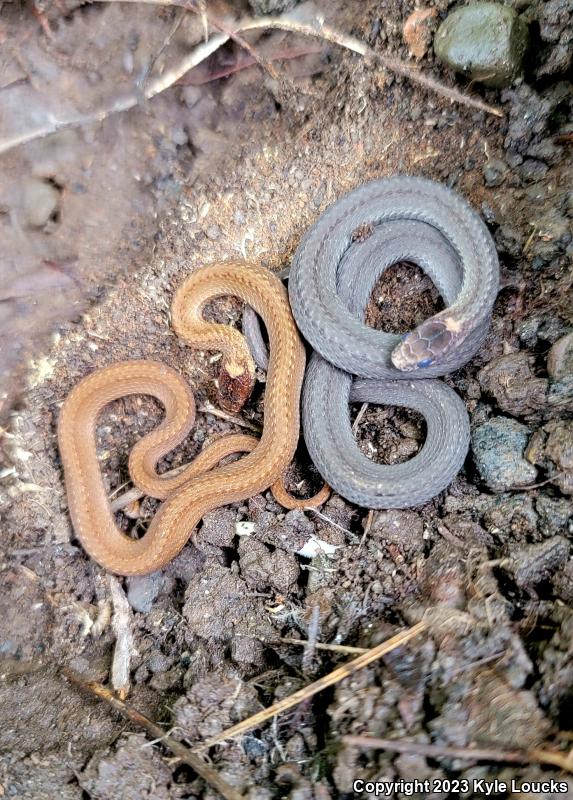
[288,176,499,508]
[58,262,308,575]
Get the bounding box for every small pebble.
[483,158,508,187]
[478,352,548,416]
[126,572,163,613]
[472,417,538,491]
[536,495,573,536]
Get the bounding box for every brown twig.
[61,667,246,800]
[193,622,427,751]
[343,735,573,772]
[0,7,502,156]
[139,8,186,94]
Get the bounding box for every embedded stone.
[472,416,537,491]
[434,2,529,88]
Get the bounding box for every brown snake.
[58,261,327,576]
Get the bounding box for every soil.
[1,0,572,798]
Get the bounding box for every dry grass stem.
[343,735,573,772]
[359,509,374,551]
[193,622,427,751]
[265,636,369,655]
[198,403,262,432]
[509,472,565,491]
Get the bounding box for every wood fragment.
[343,735,573,772]
[61,667,246,800]
[193,622,426,750]
[108,576,137,698]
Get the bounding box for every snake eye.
[418,357,433,368]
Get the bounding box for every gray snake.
[246,176,499,508]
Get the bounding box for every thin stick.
[198,403,262,432]
[61,667,246,800]
[123,3,503,118]
[509,472,565,491]
[352,402,369,434]
[343,735,573,772]
[193,622,426,751]
[265,636,369,655]
[359,509,374,551]
[139,8,186,93]
[182,0,281,82]
[0,7,502,156]
[304,507,355,537]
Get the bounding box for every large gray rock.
[472,416,537,491]
[434,2,529,88]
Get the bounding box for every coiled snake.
[248,176,499,508]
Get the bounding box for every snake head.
[217,358,256,413]
[391,317,460,372]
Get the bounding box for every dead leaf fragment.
[403,7,438,59]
